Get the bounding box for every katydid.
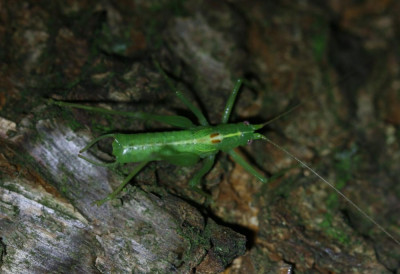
[50,78,269,202]
[50,67,400,247]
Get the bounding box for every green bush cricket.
[50,63,400,247]
[50,77,270,203]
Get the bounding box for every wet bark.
[1,0,399,273]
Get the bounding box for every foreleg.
[228,149,267,183]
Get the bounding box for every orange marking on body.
[210,133,220,138]
[212,139,221,144]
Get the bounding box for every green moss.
[311,25,328,62]
[318,212,351,245]
[38,197,79,221]
[174,219,210,265]
[334,144,360,188]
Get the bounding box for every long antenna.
[261,103,302,128]
[258,134,400,246]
